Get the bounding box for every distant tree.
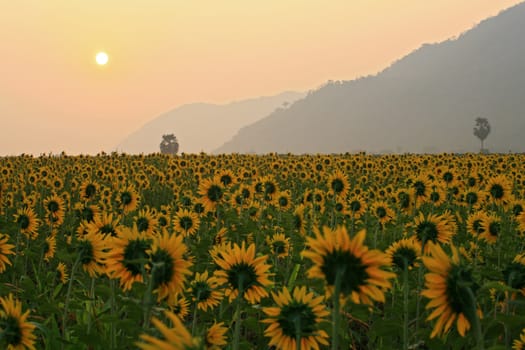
[160,134,179,155]
[473,118,490,153]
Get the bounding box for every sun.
[95,52,109,65]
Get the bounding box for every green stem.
[403,263,409,350]
[232,282,245,350]
[191,293,199,336]
[295,315,302,350]
[332,269,343,350]
[109,279,116,350]
[62,255,81,346]
[143,264,159,329]
[465,287,483,350]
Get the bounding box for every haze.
[0,1,521,155]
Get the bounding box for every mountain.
[116,91,305,154]
[216,3,525,154]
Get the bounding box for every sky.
[0,0,522,155]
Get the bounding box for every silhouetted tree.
[473,118,490,153]
[160,134,179,155]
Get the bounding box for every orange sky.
[0,0,522,155]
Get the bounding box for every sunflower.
[386,237,421,270]
[136,310,201,350]
[347,196,367,220]
[205,322,228,350]
[212,242,272,304]
[149,231,193,301]
[410,212,455,253]
[86,212,122,238]
[57,262,68,284]
[370,200,395,226]
[0,233,15,273]
[134,208,158,237]
[43,234,56,262]
[460,187,486,210]
[427,184,447,207]
[466,211,489,238]
[106,226,152,291]
[327,170,349,198]
[262,286,330,350]
[117,186,140,213]
[43,193,66,226]
[292,205,307,236]
[167,293,190,320]
[79,180,99,201]
[198,177,224,212]
[411,175,432,205]
[173,209,201,237]
[275,191,292,211]
[514,328,525,350]
[421,243,481,338]
[14,207,40,239]
[266,232,291,259]
[302,226,395,304]
[485,175,513,206]
[187,270,223,312]
[76,230,107,277]
[0,294,37,350]
[479,213,501,244]
[216,169,236,187]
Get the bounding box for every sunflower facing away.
[173,209,201,237]
[76,230,107,278]
[0,294,37,350]
[57,262,69,284]
[198,177,224,212]
[514,328,525,350]
[421,243,481,338]
[14,207,40,240]
[386,237,421,271]
[212,242,272,304]
[149,231,193,301]
[410,212,455,253]
[205,322,228,350]
[302,226,395,304]
[262,286,329,350]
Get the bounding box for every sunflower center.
[100,224,116,236]
[150,249,175,288]
[82,208,95,222]
[220,175,232,186]
[350,200,361,212]
[17,215,30,229]
[429,192,441,203]
[443,172,453,183]
[120,192,132,205]
[264,182,277,195]
[414,181,426,196]
[277,302,317,338]
[465,192,478,205]
[0,316,23,346]
[416,221,438,243]
[47,201,60,213]
[136,217,150,232]
[227,263,258,291]
[278,197,289,207]
[123,239,150,276]
[335,202,344,212]
[192,281,212,301]
[271,240,286,254]
[321,251,368,295]
[392,247,418,269]
[489,184,504,199]
[158,216,168,227]
[331,179,345,194]
[376,207,387,218]
[85,184,97,198]
[398,192,410,209]
[179,216,193,230]
[207,185,223,202]
[513,204,524,217]
[293,215,303,230]
[488,221,500,236]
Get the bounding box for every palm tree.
[160,134,179,155]
[473,118,490,153]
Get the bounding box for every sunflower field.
[0,152,524,350]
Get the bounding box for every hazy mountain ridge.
[117,91,305,154]
[216,2,525,154]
